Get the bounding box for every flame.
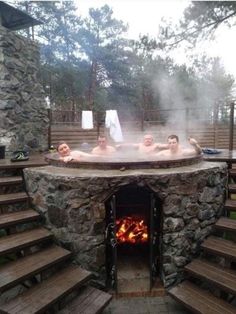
[116,216,148,244]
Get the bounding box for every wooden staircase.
[0,159,112,313]
[168,167,236,313]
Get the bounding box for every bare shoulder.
[108,146,116,152]
[71,150,90,157]
[155,143,168,149]
[91,147,99,154]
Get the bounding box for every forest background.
[12,1,236,121]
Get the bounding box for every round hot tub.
[45,152,203,170]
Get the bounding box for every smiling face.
[143,135,154,146]
[57,143,71,157]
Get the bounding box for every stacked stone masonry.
[24,161,227,288]
[0,26,48,153]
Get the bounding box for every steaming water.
[50,148,199,163]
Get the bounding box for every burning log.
[116,216,148,244]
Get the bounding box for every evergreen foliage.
[13,1,235,120]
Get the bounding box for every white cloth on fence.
[105,110,123,142]
[82,111,94,129]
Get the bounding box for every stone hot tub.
[24,157,227,292]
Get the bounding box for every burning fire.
[116,216,148,244]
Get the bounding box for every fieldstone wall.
[0,26,48,153]
[24,161,227,288]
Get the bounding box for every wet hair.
[167,135,179,142]
[98,134,107,140]
[56,141,68,151]
[144,134,153,139]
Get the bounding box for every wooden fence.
[48,104,236,150]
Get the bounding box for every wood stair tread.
[0,176,23,186]
[225,199,236,211]
[0,157,48,170]
[0,227,52,256]
[185,258,236,295]
[58,286,112,314]
[0,192,29,205]
[215,217,236,232]
[0,245,72,292]
[168,281,236,314]
[228,184,236,193]
[0,209,40,229]
[229,169,236,177]
[0,264,92,314]
[201,236,236,260]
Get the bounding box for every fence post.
[48,108,52,150]
[185,108,189,136]
[141,110,144,131]
[96,111,100,138]
[213,105,219,149]
[229,102,235,151]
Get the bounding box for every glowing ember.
[116,216,148,244]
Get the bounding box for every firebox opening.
[105,184,162,294]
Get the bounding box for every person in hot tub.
[91,135,116,156]
[117,134,168,154]
[57,141,92,163]
[135,134,168,154]
[155,135,202,158]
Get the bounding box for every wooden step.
[225,199,236,212]
[0,245,72,292]
[215,217,236,233]
[185,258,236,295]
[228,184,236,194]
[0,227,52,256]
[201,236,236,260]
[168,281,236,314]
[0,156,47,170]
[0,192,29,205]
[0,176,23,186]
[0,264,92,314]
[0,209,40,229]
[229,169,236,178]
[58,286,112,314]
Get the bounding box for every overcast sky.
[76,0,189,39]
[75,0,236,79]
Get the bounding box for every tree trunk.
[87,60,97,110]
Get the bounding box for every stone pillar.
[0,26,48,153]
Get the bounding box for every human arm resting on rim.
[188,137,202,155]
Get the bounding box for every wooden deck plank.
[0,245,72,292]
[0,227,52,256]
[229,169,236,177]
[0,155,47,170]
[58,286,112,314]
[0,265,92,314]
[168,281,236,314]
[0,209,40,229]
[201,236,236,260]
[185,259,236,295]
[228,184,236,194]
[0,192,29,205]
[0,176,23,186]
[215,217,236,233]
[225,199,236,212]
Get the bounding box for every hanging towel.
[105,110,123,142]
[82,111,94,129]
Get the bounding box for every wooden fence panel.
[50,122,236,150]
